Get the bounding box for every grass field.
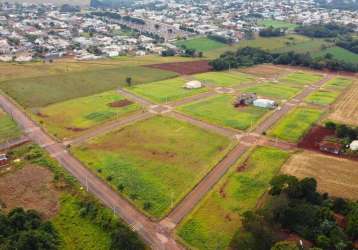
[314,46,358,64]
[71,116,232,218]
[31,91,141,140]
[305,89,339,105]
[193,71,256,87]
[274,39,329,54]
[323,76,354,90]
[241,83,301,100]
[258,19,298,30]
[0,66,177,108]
[178,146,290,250]
[268,107,324,142]
[126,77,208,103]
[178,95,269,131]
[282,151,358,200]
[176,37,227,52]
[0,109,22,144]
[279,71,323,85]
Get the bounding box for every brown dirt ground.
[298,126,335,151]
[145,60,212,75]
[281,151,358,200]
[0,165,60,218]
[108,99,133,108]
[238,64,291,78]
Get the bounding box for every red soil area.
[146,60,212,75]
[298,126,335,151]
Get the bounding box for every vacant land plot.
[178,95,269,131]
[314,46,358,64]
[241,83,301,100]
[31,91,141,140]
[328,84,358,126]
[274,39,329,54]
[127,77,208,103]
[0,66,176,108]
[178,146,290,250]
[323,76,353,90]
[268,107,324,142]
[305,89,339,105]
[146,60,212,75]
[282,151,358,200]
[193,71,256,87]
[279,71,323,86]
[176,37,227,52]
[258,19,298,30]
[71,116,232,218]
[0,109,22,144]
[238,64,291,78]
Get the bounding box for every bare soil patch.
[108,99,133,108]
[298,126,335,151]
[282,151,358,200]
[0,165,60,218]
[238,64,291,78]
[66,127,87,132]
[146,60,212,75]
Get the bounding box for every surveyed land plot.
[0,108,22,144]
[31,90,141,140]
[175,37,227,52]
[241,83,301,101]
[177,146,291,250]
[279,71,323,86]
[193,71,256,87]
[177,95,269,131]
[305,89,340,106]
[71,116,233,218]
[323,76,353,90]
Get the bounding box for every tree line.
[259,26,286,37]
[294,23,354,38]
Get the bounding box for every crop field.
[241,83,301,100]
[31,91,141,140]
[71,116,232,218]
[314,46,358,64]
[0,66,177,108]
[268,107,324,142]
[257,19,298,30]
[323,76,353,90]
[177,146,290,250]
[175,37,227,52]
[126,77,208,103]
[279,71,323,85]
[328,84,358,126]
[178,95,269,131]
[0,108,22,144]
[193,71,256,87]
[282,151,358,200]
[305,89,339,105]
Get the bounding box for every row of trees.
[259,26,286,37]
[336,36,358,54]
[209,47,358,72]
[207,34,235,45]
[231,175,358,250]
[294,23,354,38]
[325,121,358,142]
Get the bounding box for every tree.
[271,241,299,250]
[126,77,132,87]
[110,226,145,250]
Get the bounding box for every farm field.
[279,71,323,86]
[31,91,141,140]
[177,95,269,131]
[314,46,358,64]
[305,89,339,105]
[0,108,22,144]
[257,19,298,30]
[328,83,358,126]
[175,37,227,52]
[282,151,358,200]
[193,71,256,87]
[126,77,208,103]
[0,65,177,108]
[177,146,291,250]
[71,116,232,218]
[323,76,353,90]
[241,83,301,100]
[268,107,324,142]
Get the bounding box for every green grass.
[71,116,232,218]
[193,71,256,87]
[274,39,329,54]
[305,89,339,105]
[177,95,269,131]
[323,76,354,90]
[31,91,141,140]
[177,146,290,250]
[0,66,177,108]
[241,83,301,100]
[268,107,324,142]
[126,77,207,103]
[314,46,358,64]
[280,71,323,85]
[258,19,298,30]
[176,37,227,52]
[0,109,22,144]
[52,195,112,250]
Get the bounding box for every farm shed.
[350,140,358,151]
[185,80,203,89]
[0,154,8,167]
[319,141,342,155]
[253,98,277,109]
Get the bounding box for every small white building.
[253,99,277,109]
[185,80,202,89]
[350,140,358,151]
